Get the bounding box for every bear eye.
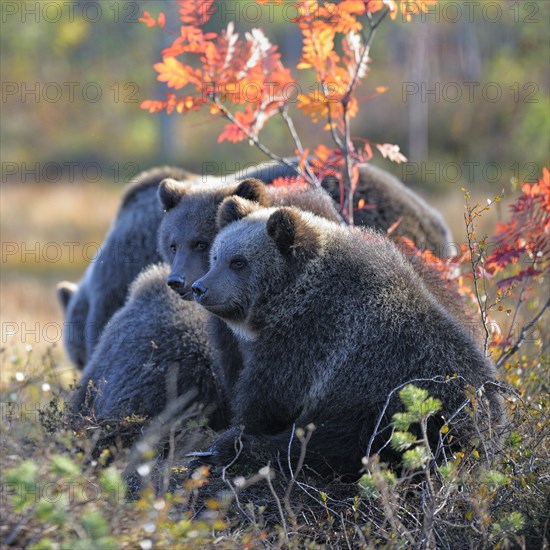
[170,243,177,255]
[229,257,246,270]
[194,241,208,252]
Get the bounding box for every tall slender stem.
[279,106,319,187]
[212,96,302,179]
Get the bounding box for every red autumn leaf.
[485,168,549,290]
[272,176,299,188]
[138,11,159,28]
[363,141,374,161]
[495,266,544,289]
[217,106,257,143]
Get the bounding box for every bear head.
[192,197,321,338]
[157,178,270,300]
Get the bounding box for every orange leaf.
[178,0,216,27]
[174,95,204,114]
[330,1,364,32]
[138,11,158,28]
[297,148,311,174]
[154,57,199,90]
[313,144,334,164]
[296,92,329,123]
[299,24,336,71]
[140,99,168,113]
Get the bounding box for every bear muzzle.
[191,280,208,301]
[166,273,192,299]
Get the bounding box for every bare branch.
[264,465,289,542]
[323,85,345,150]
[464,206,491,354]
[496,295,550,369]
[279,106,320,186]
[343,8,389,103]
[211,95,303,180]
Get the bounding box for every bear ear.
[158,178,189,211]
[266,208,320,258]
[217,196,261,229]
[233,178,269,206]
[57,281,77,311]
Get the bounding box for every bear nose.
[191,281,207,299]
[167,273,186,291]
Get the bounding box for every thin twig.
[279,105,305,155]
[323,84,345,150]
[343,8,389,102]
[211,95,302,179]
[283,425,314,521]
[338,9,389,225]
[279,106,320,186]
[264,465,289,542]
[420,418,437,550]
[464,207,491,355]
[504,278,528,347]
[496,295,550,369]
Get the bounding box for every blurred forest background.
[1,0,549,382]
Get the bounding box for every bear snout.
[166,273,190,297]
[191,280,208,301]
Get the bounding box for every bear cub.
[190,199,503,478]
[71,263,222,427]
[58,166,196,369]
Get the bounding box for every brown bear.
[189,199,503,478]
[57,166,196,369]
[57,161,301,370]
[71,263,223,426]
[158,176,478,407]
[322,162,453,254]
[157,178,342,408]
